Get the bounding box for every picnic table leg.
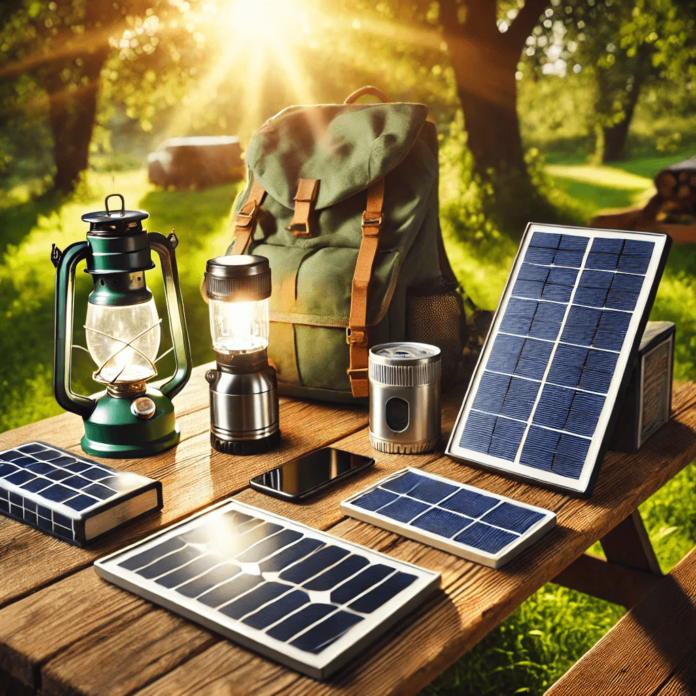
[551,510,662,608]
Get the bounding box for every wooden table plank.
[0,364,368,608]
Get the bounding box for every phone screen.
[250,448,374,501]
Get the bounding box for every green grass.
[2,150,696,696]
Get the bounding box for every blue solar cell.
[473,372,510,415]
[530,232,561,248]
[406,477,459,504]
[541,283,572,303]
[516,340,553,379]
[243,589,310,630]
[234,522,285,554]
[79,467,112,481]
[611,273,643,293]
[377,496,430,523]
[593,330,626,351]
[279,546,350,585]
[176,563,242,598]
[82,483,115,500]
[12,457,36,467]
[303,555,369,591]
[565,391,605,436]
[10,491,22,505]
[454,523,517,554]
[488,334,524,374]
[534,302,567,324]
[552,435,590,479]
[21,477,54,494]
[5,470,35,486]
[513,279,543,299]
[0,499,9,514]
[37,516,52,531]
[517,263,550,282]
[23,498,35,512]
[534,384,575,430]
[460,411,496,453]
[585,350,618,373]
[381,470,423,495]
[440,487,498,518]
[45,469,72,481]
[499,298,538,335]
[63,460,91,472]
[267,603,336,642]
[500,378,540,421]
[197,573,262,608]
[574,286,608,308]
[578,369,612,393]
[410,507,473,538]
[236,529,303,564]
[155,556,221,589]
[586,252,619,271]
[481,502,545,534]
[623,239,654,257]
[525,247,556,265]
[579,270,614,289]
[63,494,98,511]
[559,234,589,251]
[489,417,526,461]
[617,255,650,274]
[24,510,37,525]
[53,512,72,527]
[0,462,18,478]
[329,565,394,605]
[20,443,48,455]
[519,426,560,471]
[592,237,624,254]
[119,536,185,571]
[290,610,364,654]
[547,267,578,286]
[348,571,417,613]
[10,504,22,517]
[138,546,202,580]
[24,461,55,476]
[1,450,24,461]
[553,250,584,267]
[61,475,93,490]
[351,487,399,512]
[41,484,76,503]
[220,581,292,620]
[54,524,72,539]
[605,291,639,311]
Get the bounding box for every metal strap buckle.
[346,327,368,347]
[236,203,257,227]
[286,222,312,238]
[361,211,383,237]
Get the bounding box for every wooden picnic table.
[1,363,696,696]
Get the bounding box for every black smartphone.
[249,447,375,502]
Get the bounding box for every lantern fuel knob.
[131,397,157,420]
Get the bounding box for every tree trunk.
[44,49,108,194]
[601,78,643,163]
[440,0,549,181]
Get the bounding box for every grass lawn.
[1,150,696,694]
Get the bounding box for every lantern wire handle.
[155,347,174,363]
[85,319,162,383]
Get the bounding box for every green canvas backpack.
[224,86,466,403]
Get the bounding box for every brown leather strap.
[231,176,266,254]
[347,178,385,398]
[344,86,390,104]
[286,178,319,238]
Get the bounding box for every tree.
[0,0,201,194]
[439,0,549,179]
[537,0,696,163]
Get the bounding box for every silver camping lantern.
[368,342,442,454]
[203,255,280,455]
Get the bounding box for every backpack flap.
[228,100,440,402]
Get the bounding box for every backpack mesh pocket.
[406,276,467,388]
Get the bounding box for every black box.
[610,321,675,452]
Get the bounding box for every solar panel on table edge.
[340,468,557,569]
[0,441,163,546]
[445,223,672,497]
[94,498,440,680]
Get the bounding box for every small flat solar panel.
[0,441,162,546]
[340,468,555,568]
[94,499,440,680]
[446,224,671,495]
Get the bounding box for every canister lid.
[204,255,271,302]
[82,194,148,234]
[369,342,441,386]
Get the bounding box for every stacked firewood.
[654,155,696,219]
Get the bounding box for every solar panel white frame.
[95,499,440,680]
[446,223,671,495]
[340,468,556,569]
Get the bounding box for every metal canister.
[368,342,442,454]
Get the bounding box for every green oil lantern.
[51,194,192,458]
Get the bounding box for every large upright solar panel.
[0,441,162,546]
[341,468,556,568]
[446,224,671,495]
[95,499,439,680]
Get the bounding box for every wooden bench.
[546,544,696,695]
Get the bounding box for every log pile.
[147,136,245,190]
[654,155,696,219]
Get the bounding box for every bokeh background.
[1,0,696,692]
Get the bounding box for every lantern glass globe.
[209,297,269,355]
[85,298,161,383]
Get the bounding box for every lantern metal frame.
[53,194,192,459]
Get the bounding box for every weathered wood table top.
[1,364,696,696]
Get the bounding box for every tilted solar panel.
[340,468,556,568]
[446,224,671,495]
[95,499,439,680]
[0,441,162,546]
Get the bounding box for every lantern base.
[80,386,180,459]
[211,429,281,456]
